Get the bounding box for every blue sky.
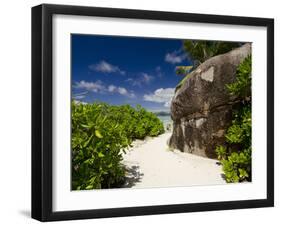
[72,34,192,112]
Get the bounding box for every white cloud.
[143,88,175,107]
[164,102,171,107]
[108,85,116,92]
[73,100,87,105]
[74,80,135,98]
[117,87,127,95]
[155,66,163,78]
[127,73,154,87]
[125,78,133,82]
[142,73,153,83]
[107,84,134,97]
[74,80,106,93]
[73,95,86,100]
[165,50,186,64]
[72,91,88,100]
[89,60,126,75]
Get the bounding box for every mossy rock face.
[169,43,252,158]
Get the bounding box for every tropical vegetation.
[72,102,164,190]
[215,55,252,182]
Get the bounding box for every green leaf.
[83,134,93,148]
[81,124,90,128]
[98,152,105,158]
[95,130,103,138]
[85,185,93,190]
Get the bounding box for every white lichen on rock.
[195,118,206,128]
[201,66,214,82]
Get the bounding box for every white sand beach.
[122,132,226,188]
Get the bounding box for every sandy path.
[122,132,226,188]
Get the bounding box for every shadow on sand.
[122,165,144,188]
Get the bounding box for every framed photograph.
[32,4,274,221]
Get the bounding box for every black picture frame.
[32,3,274,222]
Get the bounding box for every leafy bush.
[226,55,252,98]
[215,55,252,183]
[72,102,164,190]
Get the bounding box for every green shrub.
[72,102,164,190]
[215,145,227,160]
[215,55,252,183]
[226,55,252,98]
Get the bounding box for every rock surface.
[169,43,251,158]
